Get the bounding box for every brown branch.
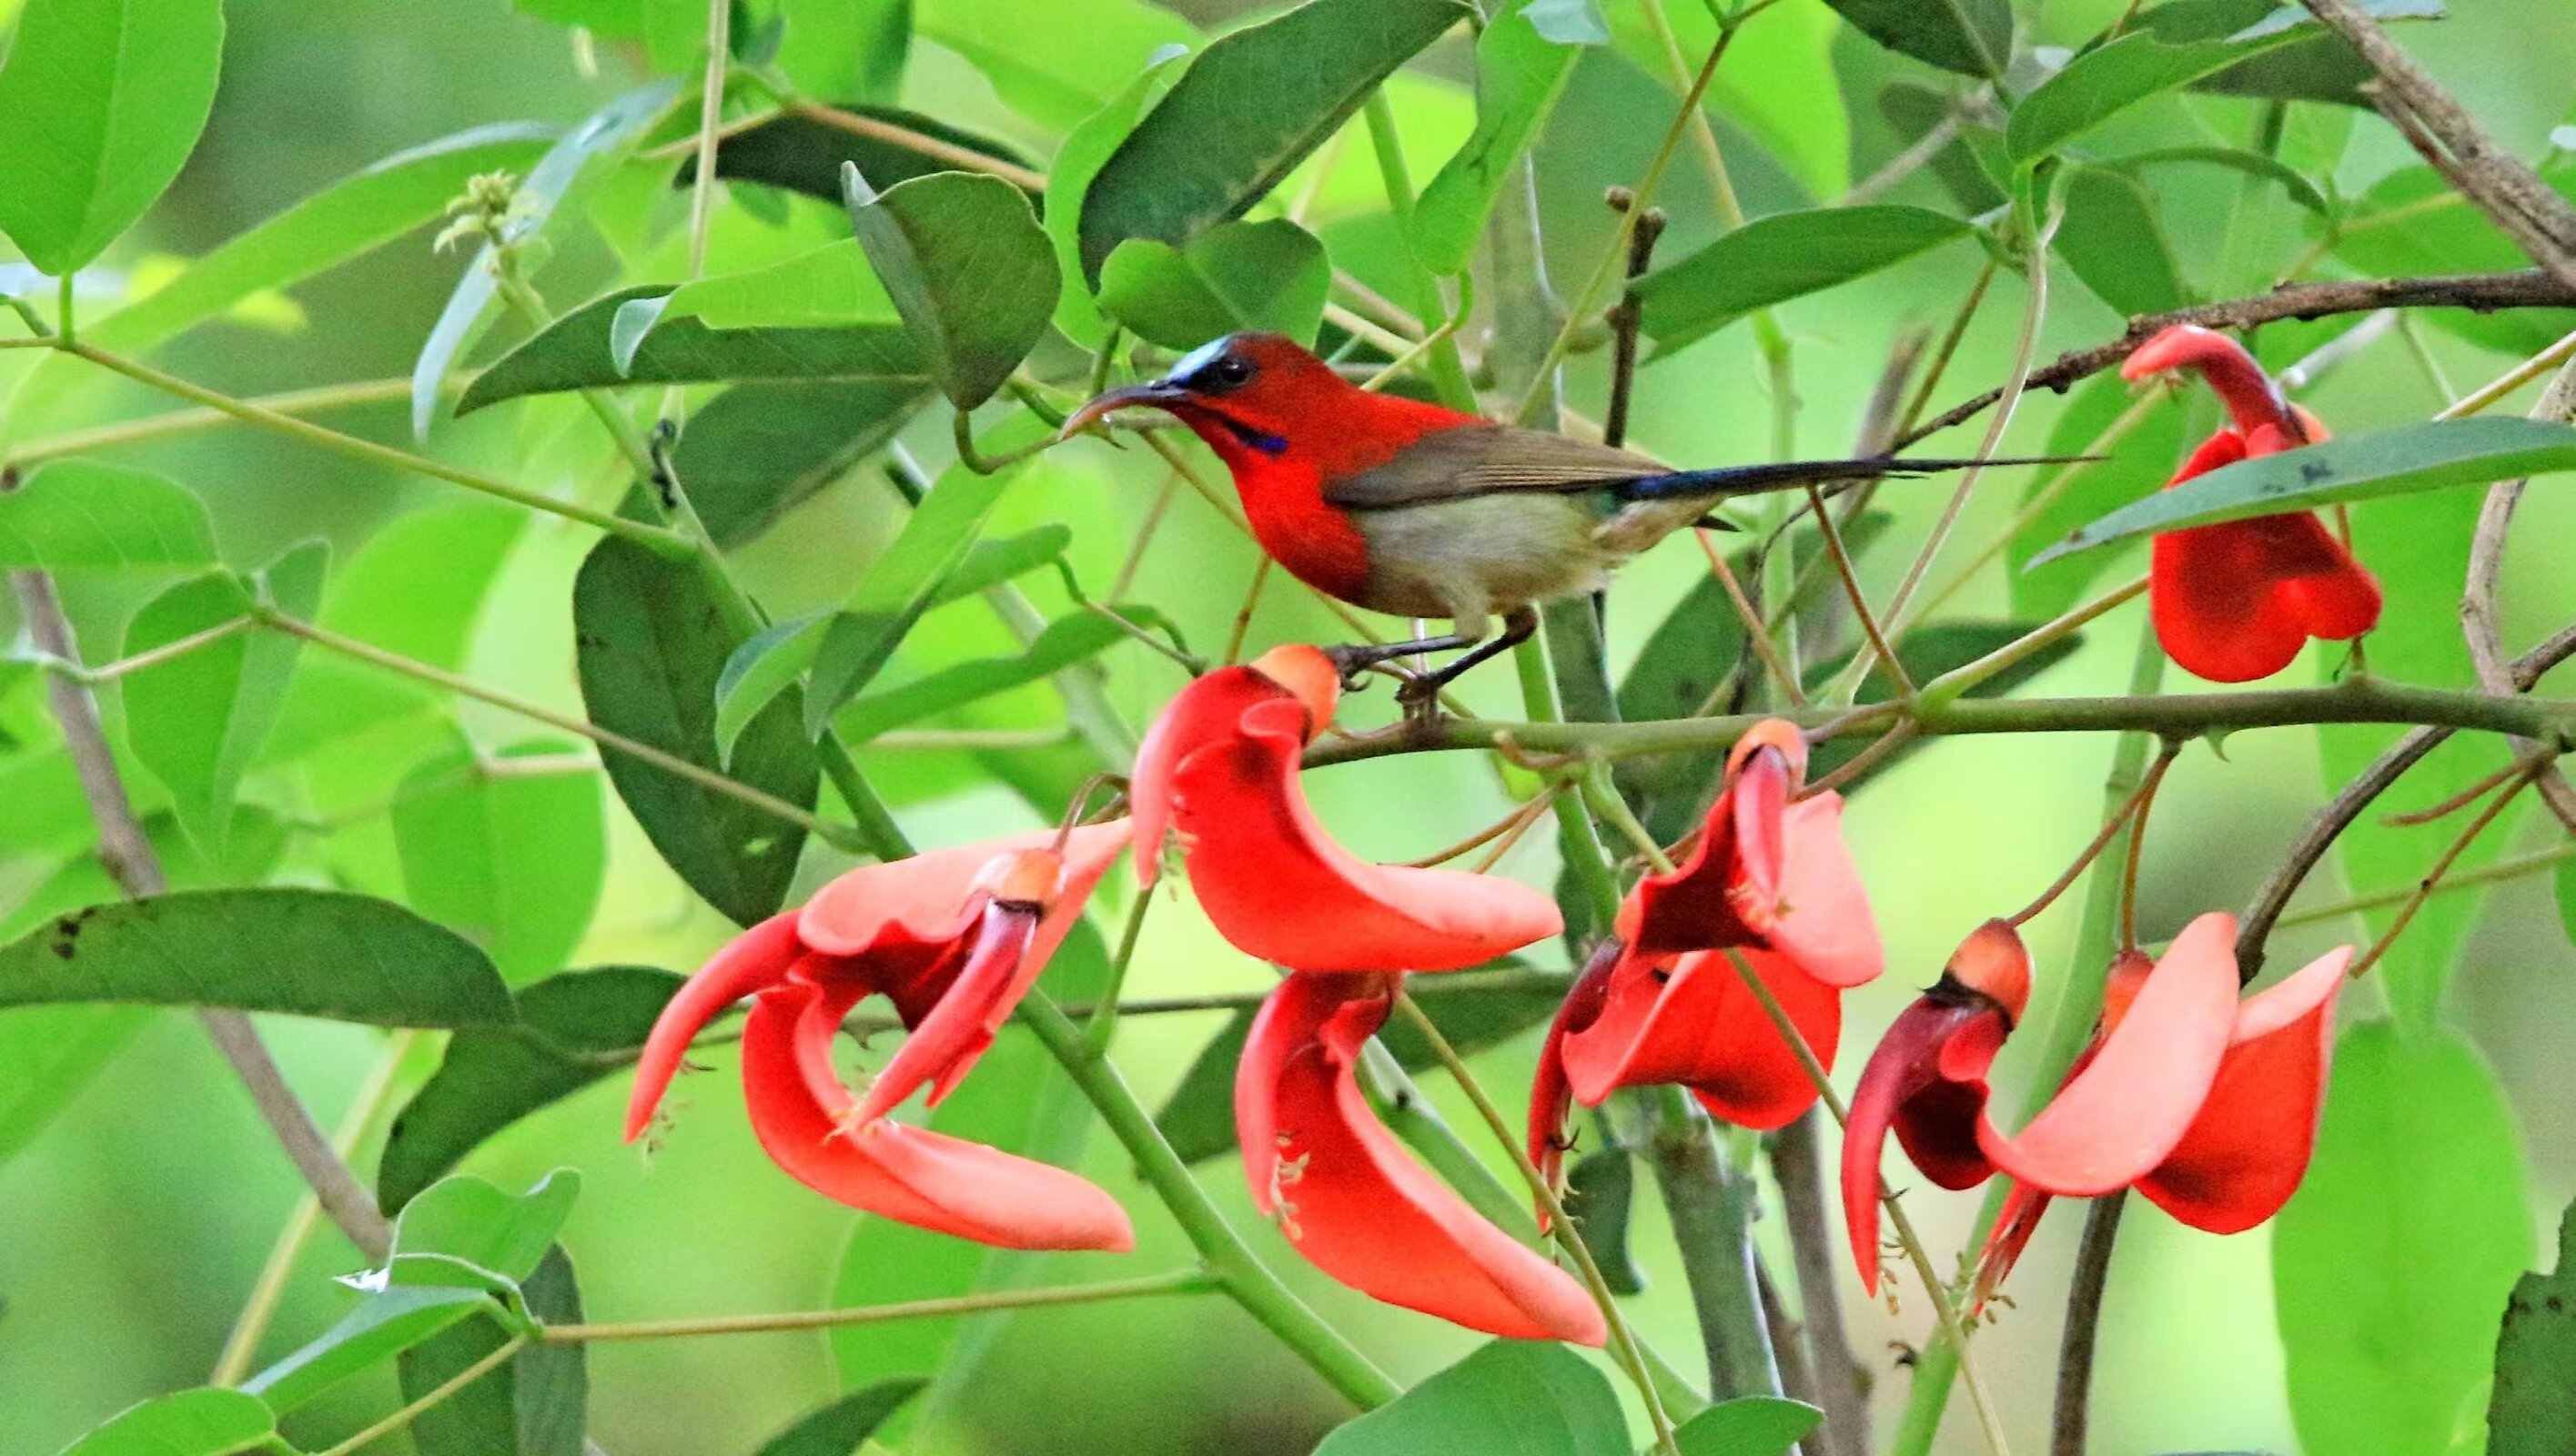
[12,572,393,1259]
[1770,1110,1873,1456]
[1894,270,2576,451]
[2462,355,2576,830]
[1602,190,1669,450]
[2051,1193,2128,1456]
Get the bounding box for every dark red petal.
[798,821,1126,959]
[846,902,1039,1126]
[1971,1180,2055,1309]
[1130,664,1298,889]
[1629,776,1761,955]
[1169,699,1561,971]
[739,982,1134,1250]
[1630,771,1879,987]
[2121,324,2295,438]
[1559,947,1839,1131]
[624,910,803,1142]
[1976,912,2240,1195]
[1526,941,1620,1216]
[1842,997,2000,1295]
[2137,945,2349,1232]
[1239,973,1607,1344]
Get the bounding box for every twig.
[1772,1110,1873,1456]
[1601,192,1668,449]
[539,1269,1217,1342]
[2006,737,2176,928]
[2050,1193,2128,1456]
[311,1334,529,1456]
[1844,111,1968,207]
[2460,352,2576,829]
[785,98,1047,191]
[1697,530,1807,707]
[11,571,393,1260]
[2347,760,2541,979]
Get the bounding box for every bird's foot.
[1394,672,1448,729]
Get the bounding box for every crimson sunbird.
[1064,332,2068,704]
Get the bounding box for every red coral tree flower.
[2123,323,2381,683]
[1841,912,2347,1297]
[624,825,1136,1252]
[1528,720,1884,1193]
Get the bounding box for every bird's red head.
[1060,332,1474,476]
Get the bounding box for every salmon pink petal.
[1132,666,1302,887]
[1239,973,1606,1344]
[2121,324,2295,437]
[624,910,803,1141]
[1527,942,1620,1208]
[1629,747,1880,986]
[846,901,1040,1126]
[1558,947,1838,1131]
[1169,700,1561,971]
[740,983,1134,1250]
[2137,945,2349,1232]
[1749,794,1883,987]
[1976,913,2240,1195]
[797,821,1126,957]
[1842,996,2005,1295]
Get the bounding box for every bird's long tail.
[1611,454,2092,502]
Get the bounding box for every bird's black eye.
[1197,352,1255,391]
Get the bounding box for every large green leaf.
[391,1170,581,1289]
[413,81,680,437]
[1312,1340,1628,1456]
[2330,154,2576,355]
[835,612,1126,744]
[2009,371,2183,622]
[2276,1022,2532,1456]
[0,0,224,275]
[1633,206,1973,354]
[1607,1,1848,206]
[1043,53,1185,347]
[1674,1397,1825,1455]
[2056,166,2187,315]
[53,1388,277,1456]
[121,541,326,853]
[773,1,910,101]
[840,167,1056,411]
[380,966,682,1210]
[2029,418,2576,563]
[458,286,926,414]
[400,1247,586,1456]
[391,737,606,986]
[754,1380,928,1456]
[1414,0,1583,274]
[0,887,514,1026]
[2490,1198,2576,1455]
[1157,967,1563,1164]
[243,1285,500,1414]
[667,379,932,549]
[682,103,1033,205]
[1076,0,1472,281]
[914,0,1198,134]
[573,537,820,926]
[0,461,219,573]
[1825,0,2008,79]
[1097,219,1330,349]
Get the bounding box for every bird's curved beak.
[1059,381,1187,441]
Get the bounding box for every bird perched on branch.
[1064,332,2071,708]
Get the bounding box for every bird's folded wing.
[1321,424,1673,511]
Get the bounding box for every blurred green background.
[5,1,2576,1453]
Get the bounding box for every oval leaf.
[391,737,606,986]
[400,1247,586,1456]
[1675,1397,1825,1456]
[665,379,934,550]
[457,286,927,415]
[1414,3,1583,274]
[840,167,1059,410]
[1312,1340,1627,1456]
[0,461,218,573]
[242,1286,500,1415]
[755,1380,929,1456]
[0,0,225,275]
[836,612,1125,744]
[1634,205,1972,354]
[55,1388,275,1456]
[1097,219,1330,349]
[2490,1198,2576,1455]
[1826,0,2009,79]
[681,101,1033,204]
[2029,417,2576,564]
[391,1170,581,1288]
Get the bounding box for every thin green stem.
[1638,1086,1786,1403]
[1014,991,1402,1410]
[685,0,732,280]
[1917,575,2149,711]
[1360,88,1477,412]
[2278,838,2576,928]
[539,1269,1218,1343]
[30,614,254,685]
[7,378,421,467]
[56,271,75,346]
[1083,889,1157,1056]
[1512,634,1623,929]
[311,1334,528,1456]
[1355,1039,1531,1236]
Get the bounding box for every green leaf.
[1043,53,1186,348]
[1561,1148,1646,1295]
[392,1170,581,1288]
[2009,371,2183,621]
[773,1,909,100]
[2056,166,2187,315]
[2490,1198,2576,1455]
[380,966,682,1210]
[1414,1,1583,275]
[682,103,1034,205]
[400,1246,587,1456]
[1825,0,2009,79]
[1879,81,2005,213]
[2098,145,2330,214]
[0,0,225,275]
[665,379,933,550]
[243,1285,500,1414]
[1097,220,1331,349]
[53,1388,276,1456]
[414,81,681,437]
[1673,1396,1825,1456]
[840,167,1058,410]
[1076,0,1472,282]
[2275,1021,2532,1456]
[2028,418,2576,563]
[391,737,606,986]
[572,537,820,926]
[0,887,515,1026]
[122,542,326,853]
[914,0,1198,134]
[753,1379,928,1456]
[2330,155,2576,356]
[1633,206,1972,354]
[1312,1340,1628,1456]
[458,286,926,414]
[934,527,1075,607]
[2005,1,2434,166]
[836,612,1125,744]
[646,240,896,338]
[2193,0,2442,104]
[1157,966,1563,1163]
[0,460,218,573]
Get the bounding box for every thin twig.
[311,1335,529,1456]
[540,1269,1218,1343]
[1698,530,1808,706]
[2049,1193,2128,1456]
[1772,1110,1874,1456]
[2347,761,2542,979]
[2006,739,2177,928]
[2460,352,2576,829]
[785,98,1047,191]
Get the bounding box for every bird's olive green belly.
[1349,491,1635,622]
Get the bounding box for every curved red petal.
[1842,997,1999,1295]
[1971,1180,2055,1309]
[846,903,1039,1126]
[1559,947,1838,1131]
[1170,700,1561,971]
[1630,777,1761,955]
[1750,794,1884,987]
[1130,663,1298,888]
[1977,912,2240,1195]
[1526,941,1620,1216]
[2121,324,2295,438]
[798,821,1126,957]
[2152,525,2313,682]
[625,910,803,1142]
[1240,973,1607,1345]
[740,983,1135,1250]
[2137,945,2349,1232]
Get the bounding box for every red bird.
[1065,332,2071,703]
